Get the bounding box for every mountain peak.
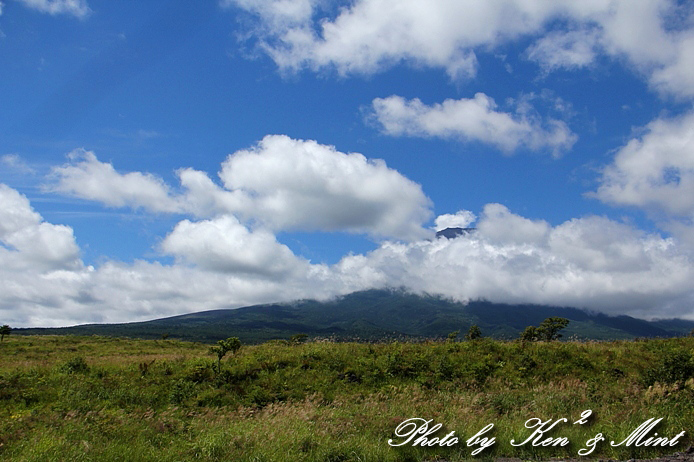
[436,227,476,239]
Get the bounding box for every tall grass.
[1,335,693,461]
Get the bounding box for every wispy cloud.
[1,154,36,175]
[16,0,90,19]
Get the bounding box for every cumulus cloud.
[17,0,90,18]
[371,93,577,156]
[3,181,694,326]
[225,0,552,79]
[649,29,694,99]
[226,0,694,98]
[434,210,476,231]
[0,184,81,272]
[593,110,694,219]
[0,182,329,326]
[48,137,434,240]
[218,135,433,239]
[477,203,550,245]
[49,149,180,213]
[337,204,694,320]
[161,215,309,277]
[592,110,694,246]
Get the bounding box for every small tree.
[0,325,11,342]
[520,326,538,342]
[536,317,570,341]
[446,330,460,343]
[519,318,570,342]
[465,324,482,341]
[209,337,241,373]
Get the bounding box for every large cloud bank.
[4,133,694,326]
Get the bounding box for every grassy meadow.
[1,334,693,461]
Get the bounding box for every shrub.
[642,350,694,386]
[0,324,11,341]
[520,326,538,342]
[209,337,242,373]
[290,333,308,344]
[169,379,197,405]
[60,356,90,374]
[465,325,482,341]
[446,330,460,343]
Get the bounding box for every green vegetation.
[446,330,459,343]
[1,335,694,461]
[15,290,694,343]
[290,333,309,345]
[209,337,242,373]
[465,324,482,341]
[0,324,10,342]
[520,317,570,342]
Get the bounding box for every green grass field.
[1,335,693,461]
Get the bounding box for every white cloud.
[592,109,694,247]
[225,0,552,79]
[526,28,602,72]
[593,110,694,219]
[17,0,90,18]
[226,0,694,99]
[222,0,315,27]
[0,184,42,236]
[48,149,182,213]
[371,94,577,156]
[1,154,35,174]
[434,210,476,231]
[161,215,309,277]
[218,135,433,239]
[649,29,694,99]
[0,184,81,272]
[2,183,694,326]
[477,203,550,246]
[337,205,694,320]
[48,137,434,241]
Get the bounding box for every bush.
[520,326,538,342]
[290,333,308,344]
[642,350,694,386]
[60,356,90,374]
[169,379,197,405]
[465,325,482,341]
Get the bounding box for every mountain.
[435,227,475,239]
[14,289,694,343]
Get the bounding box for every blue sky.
[2,0,694,327]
